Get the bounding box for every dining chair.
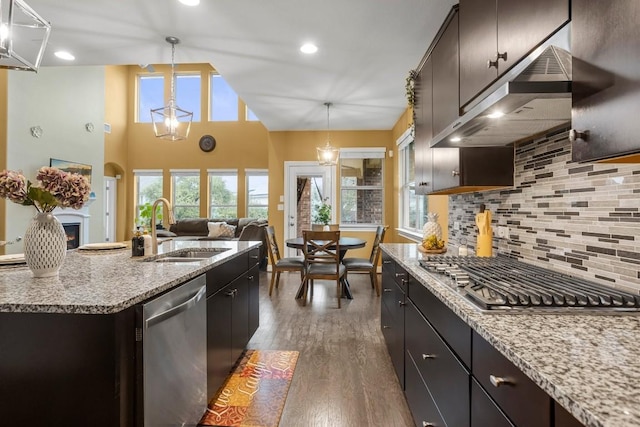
[265,226,305,296]
[311,224,339,231]
[342,225,388,296]
[300,230,346,308]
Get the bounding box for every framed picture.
[49,158,92,184]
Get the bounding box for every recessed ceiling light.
[450,136,462,142]
[487,111,504,119]
[178,0,200,5]
[300,43,318,54]
[54,51,75,61]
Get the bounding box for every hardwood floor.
[248,270,414,427]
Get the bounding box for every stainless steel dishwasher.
[141,274,207,427]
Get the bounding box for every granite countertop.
[0,240,260,315]
[381,243,640,427]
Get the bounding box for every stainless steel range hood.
[431,24,572,148]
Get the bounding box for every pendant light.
[0,0,51,72]
[317,102,339,166]
[151,36,193,141]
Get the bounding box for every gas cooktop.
[419,255,640,314]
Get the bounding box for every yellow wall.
[267,129,395,259]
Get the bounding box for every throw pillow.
[208,221,237,238]
[207,222,226,238]
[220,223,237,238]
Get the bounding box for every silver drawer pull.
[422,354,436,360]
[422,422,435,427]
[489,374,510,387]
[383,288,392,292]
[383,325,391,329]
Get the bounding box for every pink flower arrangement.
[0,166,91,213]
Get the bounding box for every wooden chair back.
[265,225,282,264]
[302,230,341,276]
[369,225,389,264]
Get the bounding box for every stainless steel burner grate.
[419,256,640,312]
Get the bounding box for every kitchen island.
[382,243,640,427]
[0,240,261,426]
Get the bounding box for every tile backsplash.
[448,128,640,292]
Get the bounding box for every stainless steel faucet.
[150,198,176,254]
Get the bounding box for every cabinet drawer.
[405,350,446,427]
[408,279,471,368]
[406,301,469,427]
[393,263,409,294]
[472,331,550,427]
[471,378,515,427]
[206,252,248,296]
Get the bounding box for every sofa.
[157,218,268,268]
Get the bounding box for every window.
[176,74,201,121]
[133,170,163,227]
[208,169,238,218]
[398,128,428,236]
[246,106,259,121]
[171,170,200,220]
[137,75,164,123]
[246,169,268,220]
[339,148,385,226]
[210,74,238,121]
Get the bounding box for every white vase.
[23,213,67,278]
[422,212,443,240]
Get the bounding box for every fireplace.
[63,223,81,250]
[54,207,90,247]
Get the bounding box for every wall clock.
[199,135,216,152]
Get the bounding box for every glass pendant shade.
[151,36,193,141]
[317,102,339,166]
[0,0,51,72]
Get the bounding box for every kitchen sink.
[145,248,230,263]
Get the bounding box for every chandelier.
[0,0,51,72]
[151,36,193,141]
[317,102,339,166]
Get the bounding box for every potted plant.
[313,198,332,229]
[138,203,163,230]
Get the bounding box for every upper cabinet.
[432,10,459,138]
[459,0,570,108]
[414,57,433,195]
[571,0,640,162]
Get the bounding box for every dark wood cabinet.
[206,251,260,399]
[459,0,569,108]
[414,57,433,195]
[571,0,640,162]
[555,401,585,427]
[473,331,551,427]
[471,378,515,427]
[431,146,514,194]
[405,300,470,427]
[431,8,459,138]
[380,253,406,389]
[404,350,446,427]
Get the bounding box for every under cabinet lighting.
[487,111,505,119]
[54,51,74,61]
[450,136,462,142]
[300,43,318,54]
[178,0,200,5]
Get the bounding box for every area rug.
[198,349,299,427]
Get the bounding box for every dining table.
[285,236,367,300]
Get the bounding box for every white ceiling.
[28,0,456,131]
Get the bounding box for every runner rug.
[198,349,299,427]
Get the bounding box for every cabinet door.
[571,0,640,162]
[247,264,260,338]
[497,0,569,73]
[555,401,585,427]
[405,351,446,427]
[432,9,459,138]
[381,281,405,389]
[230,275,249,364]
[471,379,515,427]
[414,57,433,195]
[432,147,460,192]
[459,0,497,107]
[207,286,234,398]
